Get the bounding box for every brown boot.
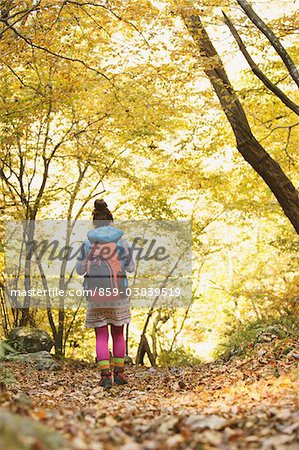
[99,369,112,389]
[114,367,128,385]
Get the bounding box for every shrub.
[215,315,298,361]
[158,345,202,367]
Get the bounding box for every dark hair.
[92,199,113,227]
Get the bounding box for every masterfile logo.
[5,220,192,309]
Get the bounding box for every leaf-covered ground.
[1,339,298,450]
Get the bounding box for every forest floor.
[1,338,298,450]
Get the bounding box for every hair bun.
[94,199,108,211]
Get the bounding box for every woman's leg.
[95,325,110,371]
[111,324,125,370]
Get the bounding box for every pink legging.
[95,325,125,362]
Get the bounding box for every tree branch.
[222,11,299,117]
[236,0,299,89]
[4,23,111,83]
[65,0,150,46]
[5,63,44,96]
[0,1,41,38]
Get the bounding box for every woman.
[76,199,135,388]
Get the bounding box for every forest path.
[1,341,298,450]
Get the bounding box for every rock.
[8,327,54,353]
[3,351,61,371]
[0,410,69,450]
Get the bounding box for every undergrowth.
[215,314,299,361]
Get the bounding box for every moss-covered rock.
[3,351,60,371]
[8,328,53,354]
[0,410,69,450]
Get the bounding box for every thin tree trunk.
[20,219,35,326]
[180,10,299,234]
[56,308,64,356]
[151,312,161,362]
[0,284,10,337]
[170,300,192,352]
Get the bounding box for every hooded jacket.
[76,225,134,277]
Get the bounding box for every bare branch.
[283,126,297,170]
[259,121,299,142]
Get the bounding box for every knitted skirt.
[85,296,131,328]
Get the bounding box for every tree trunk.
[0,284,10,337]
[180,10,299,233]
[55,308,64,356]
[20,220,36,326]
